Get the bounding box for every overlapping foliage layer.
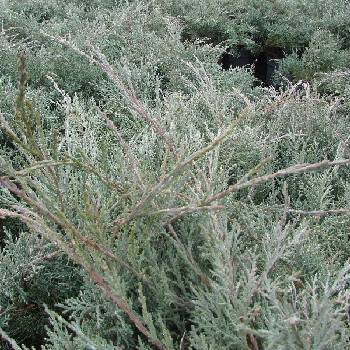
[0,1,350,349]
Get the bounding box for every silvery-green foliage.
[278,30,350,82]
[160,0,350,50]
[1,1,350,349]
[42,307,120,350]
[263,271,350,350]
[0,230,81,346]
[54,283,135,348]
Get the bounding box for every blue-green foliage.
[0,1,349,349]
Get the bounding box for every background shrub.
[0,1,349,349]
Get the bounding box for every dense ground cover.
[0,1,350,349]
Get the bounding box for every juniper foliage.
[0,1,350,349]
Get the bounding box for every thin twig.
[149,204,224,216]
[27,251,61,265]
[0,207,166,350]
[88,268,167,350]
[167,224,211,288]
[284,208,350,217]
[112,106,251,235]
[96,106,145,190]
[42,33,177,158]
[0,179,147,283]
[91,46,177,158]
[165,158,269,226]
[204,159,350,205]
[13,159,75,176]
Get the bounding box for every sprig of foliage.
[0,1,350,349]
